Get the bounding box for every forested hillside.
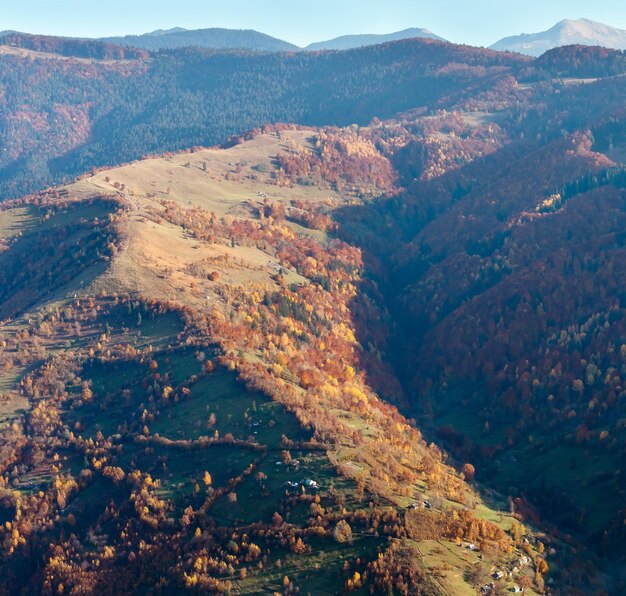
[332,45,626,588]
[0,37,526,200]
[0,129,554,595]
[0,33,149,60]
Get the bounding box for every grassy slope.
[68,131,325,306]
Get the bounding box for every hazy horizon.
[4,0,626,48]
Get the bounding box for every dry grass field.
[67,131,338,307]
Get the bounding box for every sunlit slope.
[65,131,336,303]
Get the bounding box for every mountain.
[100,27,299,52]
[143,27,187,36]
[101,26,446,53]
[491,18,626,56]
[305,27,446,51]
[0,124,549,594]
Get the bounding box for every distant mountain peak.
[100,27,299,52]
[145,27,189,37]
[491,18,626,56]
[305,27,446,52]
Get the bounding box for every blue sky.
[3,0,626,47]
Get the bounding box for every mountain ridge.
[102,26,448,53]
[1,26,449,53]
[100,27,299,52]
[5,20,626,55]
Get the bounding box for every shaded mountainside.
[101,27,299,52]
[0,37,527,201]
[334,48,626,590]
